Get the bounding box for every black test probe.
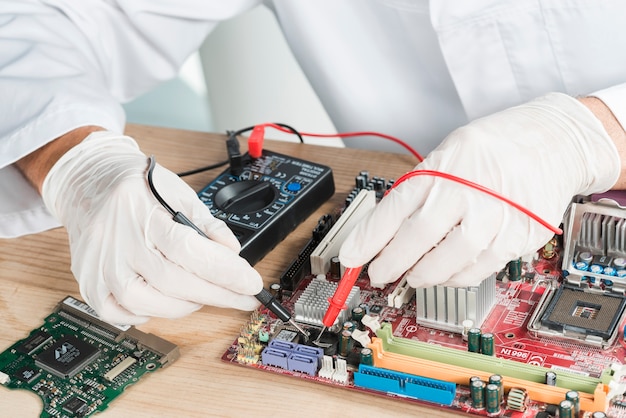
[146,156,308,338]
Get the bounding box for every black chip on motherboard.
[63,396,88,416]
[16,330,52,355]
[35,335,100,378]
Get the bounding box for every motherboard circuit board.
[222,173,626,418]
[0,296,179,417]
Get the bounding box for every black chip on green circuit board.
[16,330,52,355]
[35,335,100,379]
[63,396,88,416]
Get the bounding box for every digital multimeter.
[198,149,335,265]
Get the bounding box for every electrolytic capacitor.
[578,251,593,263]
[330,256,341,278]
[565,390,580,418]
[468,328,481,353]
[559,399,575,418]
[360,347,373,366]
[614,257,626,269]
[485,383,500,415]
[481,332,495,356]
[591,412,608,418]
[351,307,365,331]
[507,258,522,281]
[342,321,356,332]
[488,374,503,404]
[355,175,367,190]
[545,371,557,386]
[338,330,352,357]
[470,379,485,409]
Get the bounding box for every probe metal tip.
[288,318,309,341]
[313,326,326,345]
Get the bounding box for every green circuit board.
[0,296,179,417]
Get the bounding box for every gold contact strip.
[367,338,607,412]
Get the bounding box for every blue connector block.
[288,353,318,376]
[261,340,322,376]
[294,345,324,365]
[268,339,297,352]
[354,365,456,406]
[261,348,289,369]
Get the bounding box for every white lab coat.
[1,0,625,238]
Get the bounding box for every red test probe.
[314,266,362,345]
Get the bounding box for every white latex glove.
[340,93,620,288]
[42,131,263,325]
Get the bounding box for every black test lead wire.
[146,156,309,339]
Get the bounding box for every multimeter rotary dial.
[214,180,277,214]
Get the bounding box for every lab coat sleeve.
[591,83,626,132]
[0,0,260,238]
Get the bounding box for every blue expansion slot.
[353,365,456,406]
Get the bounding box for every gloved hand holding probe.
[41,131,263,325]
[340,93,622,289]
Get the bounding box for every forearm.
[15,126,104,194]
[579,96,626,190]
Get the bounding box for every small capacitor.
[589,264,603,274]
[330,256,341,278]
[468,328,481,353]
[545,371,557,386]
[360,347,373,366]
[565,390,580,418]
[603,266,617,276]
[338,330,352,357]
[591,412,608,418]
[507,258,522,281]
[485,383,500,415]
[559,399,574,418]
[614,257,626,269]
[618,269,626,278]
[480,332,495,356]
[351,307,365,331]
[574,261,589,271]
[488,374,503,404]
[578,251,593,263]
[342,321,356,332]
[470,379,485,409]
[269,282,282,298]
[355,175,367,190]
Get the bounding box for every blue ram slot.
[354,365,456,406]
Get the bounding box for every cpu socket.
[529,284,626,348]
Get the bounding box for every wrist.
[15,126,105,194]
[578,96,626,189]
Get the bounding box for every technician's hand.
[340,93,620,288]
[42,131,263,325]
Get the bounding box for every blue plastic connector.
[354,365,456,406]
[261,340,322,376]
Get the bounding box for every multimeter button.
[286,182,302,192]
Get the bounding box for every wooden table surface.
[0,124,458,417]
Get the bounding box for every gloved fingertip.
[367,261,402,287]
[231,295,262,311]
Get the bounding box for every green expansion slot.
[0,296,179,417]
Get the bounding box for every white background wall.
[124,5,343,147]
